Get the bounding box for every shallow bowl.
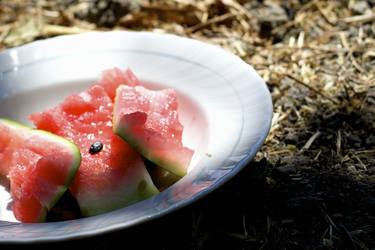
[0,31,272,243]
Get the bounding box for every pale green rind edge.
[114,124,187,177]
[79,171,159,217]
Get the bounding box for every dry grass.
[1,0,374,249]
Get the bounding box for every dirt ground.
[1,0,374,249]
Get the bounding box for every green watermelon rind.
[0,118,81,216]
[114,122,187,177]
[78,170,159,216]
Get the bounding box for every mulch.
[1,0,374,249]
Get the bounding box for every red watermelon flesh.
[0,119,80,222]
[113,85,194,177]
[98,67,140,101]
[29,85,158,216]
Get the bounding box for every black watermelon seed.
[89,141,103,154]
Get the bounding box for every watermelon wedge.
[113,85,194,177]
[29,85,159,216]
[0,119,80,223]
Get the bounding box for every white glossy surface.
[0,31,272,243]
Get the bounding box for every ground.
[0,0,374,249]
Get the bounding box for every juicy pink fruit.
[29,84,158,216]
[98,67,140,101]
[113,85,194,177]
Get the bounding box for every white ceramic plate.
[0,31,272,243]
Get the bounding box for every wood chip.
[343,12,375,24]
[301,131,321,151]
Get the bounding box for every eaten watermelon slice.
[113,85,194,177]
[0,119,80,222]
[29,84,159,216]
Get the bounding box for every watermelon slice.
[29,85,159,216]
[0,119,80,222]
[113,85,194,177]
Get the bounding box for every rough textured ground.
[1,0,374,249]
